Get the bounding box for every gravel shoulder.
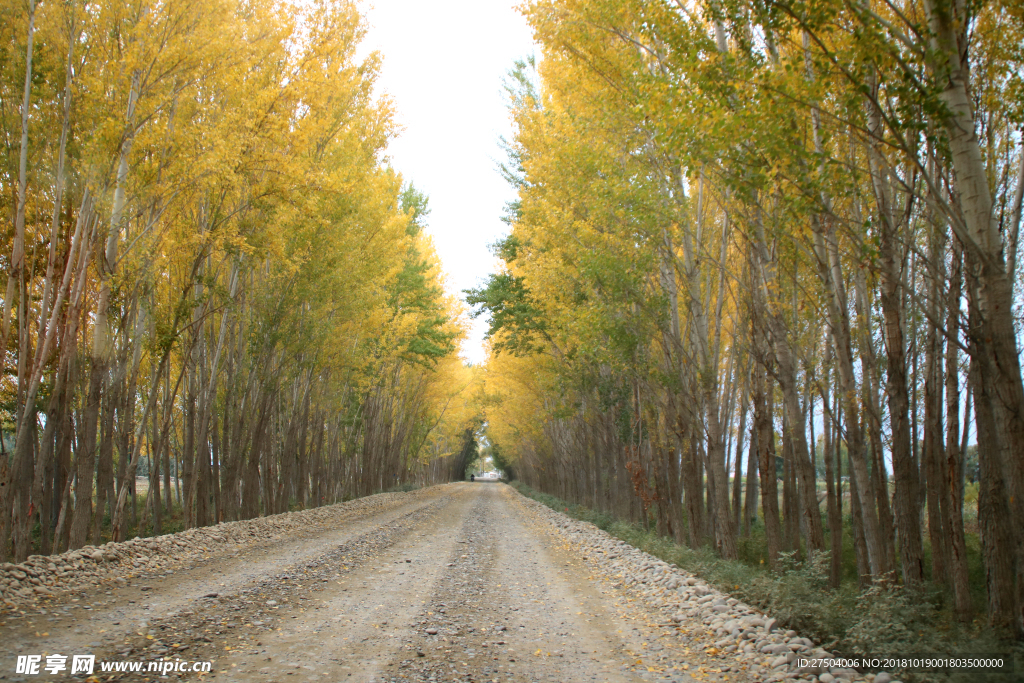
[2,483,884,683]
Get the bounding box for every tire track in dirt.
[4,483,761,683]
[110,491,466,681]
[0,485,457,675]
[381,484,668,683]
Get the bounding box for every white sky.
[359,1,536,365]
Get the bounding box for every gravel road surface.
[1,483,880,683]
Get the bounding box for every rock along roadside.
[510,490,900,683]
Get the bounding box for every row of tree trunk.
[489,0,1024,639]
[0,0,472,566]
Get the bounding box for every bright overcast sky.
[359,1,536,365]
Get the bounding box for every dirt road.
[2,484,778,683]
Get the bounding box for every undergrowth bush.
[509,481,1022,682]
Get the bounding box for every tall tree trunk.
[1,0,37,371]
[925,0,1024,633]
[678,170,736,558]
[150,396,162,535]
[972,349,1017,632]
[924,322,949,585]
[69,72,140,549]
[754,359,782,571]
[91,382,119,544]
[848,454,871,588]
[683,433,704,548]
[864,92,923,585]
[110,345,180,542]
[944,238,972,621]
[781,415,797,554]
[4,0,39,561]
[812,218,887,577]
[732,384,748,534]
[966,256,1019,633]
[823,349,843,588]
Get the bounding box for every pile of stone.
[0,487,430,610]
[514,493,899,683]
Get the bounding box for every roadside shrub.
[843,584,931,654]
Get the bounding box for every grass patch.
[510,481,1021,682]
